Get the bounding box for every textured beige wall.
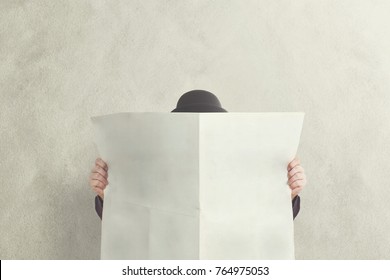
[1,0,390,259]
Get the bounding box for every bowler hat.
[171,90,227,112]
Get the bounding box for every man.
[90,90,306,219]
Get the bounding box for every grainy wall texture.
[1,0,390,259]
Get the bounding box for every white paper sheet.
[92,112,304,259]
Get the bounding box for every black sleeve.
[95,195,104,220]
[292,195,300,220]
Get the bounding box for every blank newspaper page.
[199,113,303,259]
[92,112,304,260]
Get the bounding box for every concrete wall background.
[1,0,390,259]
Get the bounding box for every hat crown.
[172,90,226,112]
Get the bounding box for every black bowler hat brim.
[171,104,227,112]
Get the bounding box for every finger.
[287,173,305,185]
[91,165,108,179]
[291,186,303,197]
[94,187,104,198]
[90,173,108,185]
[90,179,104,189]
[288,166,304,178]
[289,179,306,190]
[90,179,107,190]
[95,158,108,171]
[287,158,300,171]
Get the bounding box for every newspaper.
[92,112,304,259]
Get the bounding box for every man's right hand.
[89,158,108,200]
